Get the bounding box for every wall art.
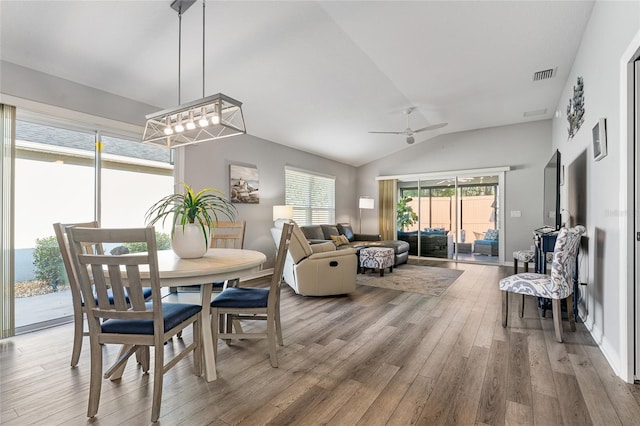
[567,76,585,139]
[229,164,259,203]
[592,118,607,161]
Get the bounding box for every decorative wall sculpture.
[567,76,585,139]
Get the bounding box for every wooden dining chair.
[210,221,293,367]
[54,221,153,367]
[171,219,246,294]
[67,226,202,423]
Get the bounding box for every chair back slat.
[211,220,246,249]
[269,222,294,309]
[53,221,100,306]
[68,227,161,327]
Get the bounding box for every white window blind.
[285,167,335,226]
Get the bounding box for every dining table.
[107,247,267,382]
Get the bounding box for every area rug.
[356,264,463,296]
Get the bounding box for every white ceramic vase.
[171,224,208,259]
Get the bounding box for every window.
[285,166,335,226]
[12,118,173,332]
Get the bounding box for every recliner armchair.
[271,220,357,296]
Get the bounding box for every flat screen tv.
[543,149,561,230]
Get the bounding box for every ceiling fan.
[369,107,448,144]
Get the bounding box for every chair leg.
[193,313,202,376]
[502,291,509,327]
[275,302,283,346]
[87,336,102,418]
[524,262,529,273]
[71,314,84,367]
[138,347,150,373]
[552,299,563,342]
[513,258,518,275]
[567,293,576,332]
[267,314,278,368]
[151,341,164,423]
[211,308,219,361]
[520,294,525,318]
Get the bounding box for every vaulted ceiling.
[0,1,595,166]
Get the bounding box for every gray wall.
[182,134,358,267]
[357,120,552,260]
[549,0,640,380]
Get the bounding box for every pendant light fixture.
[142,0,246,148]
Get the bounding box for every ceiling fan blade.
[368,131,404,134]
[413,122,448,133]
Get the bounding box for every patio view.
[397,176,499,262]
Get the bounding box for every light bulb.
[164,117,173,135]
[211,114,220,125]
[185,111,196,130]
[198,108,209,127]
[175,116,184,133]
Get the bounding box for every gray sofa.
[300,223,409,266]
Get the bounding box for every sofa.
[271,220,357,296]
[300,223,409,266]
[397,228,453,258]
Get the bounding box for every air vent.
[533,68,556,81]
[523,108,547,117]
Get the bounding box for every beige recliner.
[271,220,357,296]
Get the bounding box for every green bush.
[124,232,171,253]
[33,236,64,290]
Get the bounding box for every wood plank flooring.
[2,260,640,425]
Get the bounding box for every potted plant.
[396,196,418,231]
[145,183,237,258]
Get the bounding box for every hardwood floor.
[2,261,640,425]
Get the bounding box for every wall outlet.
[510,210,522,218]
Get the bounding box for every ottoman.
[360,247,394,276]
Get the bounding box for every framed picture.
[592,118,607,161]
[229,164,259,204]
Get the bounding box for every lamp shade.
[273,205,293,221]
[359,197,375,209]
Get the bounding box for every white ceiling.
[0,1,595,166]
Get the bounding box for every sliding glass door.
[12,115,173,333]
[397,173,500,263]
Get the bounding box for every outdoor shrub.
[124,232,171,253]
[33,236,64,290]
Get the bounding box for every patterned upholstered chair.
[499,225,585,342]
[513,249,553,274]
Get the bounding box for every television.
[543,149,561,230]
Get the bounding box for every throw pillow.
[330,234,350,247]
[485,229,499,240]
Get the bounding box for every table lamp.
[273,205,294,223]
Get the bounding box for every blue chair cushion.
[101,302,201,335]
[211,287,269,309]
[475,240,498,246]
[83,287,153,306]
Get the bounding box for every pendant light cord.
[202,0,206,98]
[178,10,182,105]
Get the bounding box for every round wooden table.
[110,248,266,382]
